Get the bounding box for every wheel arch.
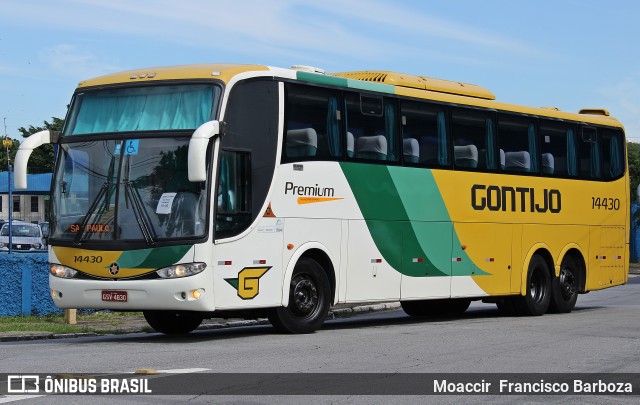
[281,242,337,307]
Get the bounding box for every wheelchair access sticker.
[114,140,140,155]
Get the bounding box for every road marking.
[0,395,45,403]
[156,368,210,374]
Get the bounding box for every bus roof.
[77,63,271,88]
[76,63,622,129]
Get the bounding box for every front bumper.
[49,270,215,311]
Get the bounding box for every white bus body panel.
[49,269,215,311]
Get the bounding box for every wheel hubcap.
[530,270,545,303]
[291,275,318,317]
[559,267,576,301]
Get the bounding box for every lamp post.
[7,162,12,255]
[3,118,13,254]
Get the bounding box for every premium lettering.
[285,181,335,197]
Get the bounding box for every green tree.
[628,142,640,204]
[15,117,64,173]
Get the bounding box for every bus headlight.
[50,264,78,278]
[156,263,206,279]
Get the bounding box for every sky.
[1,0,640,141]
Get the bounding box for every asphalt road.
[1,275,639,404]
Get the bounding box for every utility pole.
[3,117,13,254]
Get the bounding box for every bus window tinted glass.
[400,101,448,166]
[346,93,398,162]
[580,127,600,179]
[285,84,342,161]
[601,128,625,180]
[540,121,578,177]
[452,109,495,170]
[499,116,538,174]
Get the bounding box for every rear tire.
[268,258,330,334]
[514,255,551,316]
[143,310,203,335]
[549,255,579,313]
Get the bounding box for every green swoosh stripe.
[340,162,487,277]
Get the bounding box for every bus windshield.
[51,138,208,243]
[64,84,219,135]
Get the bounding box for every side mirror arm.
[14,130,59,189]
[188,121,224,182]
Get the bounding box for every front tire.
[143,310,203,335]
[514,255,551,316]
[268,258,330,334]
[549,255,579,313]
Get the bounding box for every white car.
[0,222,46,251]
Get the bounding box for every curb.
[0,302,401,342]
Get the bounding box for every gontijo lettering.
[471,184,561,213]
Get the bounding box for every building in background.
[0,172,51,224]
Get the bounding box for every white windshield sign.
[156,192,177,214]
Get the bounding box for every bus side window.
[540,121,579,177]
[498,115,538,174]
[400,101,448,167]
[346,93,399,162]
[601,128,625,180]
[284,84,342,161]
[216,150,251,238]
[579,126,600,179]
[451,109,496,171]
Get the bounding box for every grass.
[0,311,147,335]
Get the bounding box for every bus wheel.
[268,258,330,334]
[549,255,579,313]
[143,310,203,335]
[515,255,551,316]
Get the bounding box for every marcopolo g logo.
[225,267,271,300]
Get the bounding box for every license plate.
[102,290,128,302]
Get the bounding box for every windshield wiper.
[124,180,157,244]
[73,181,110,245]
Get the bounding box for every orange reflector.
[287,244,294,250]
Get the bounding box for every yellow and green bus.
[15,64,628,334]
